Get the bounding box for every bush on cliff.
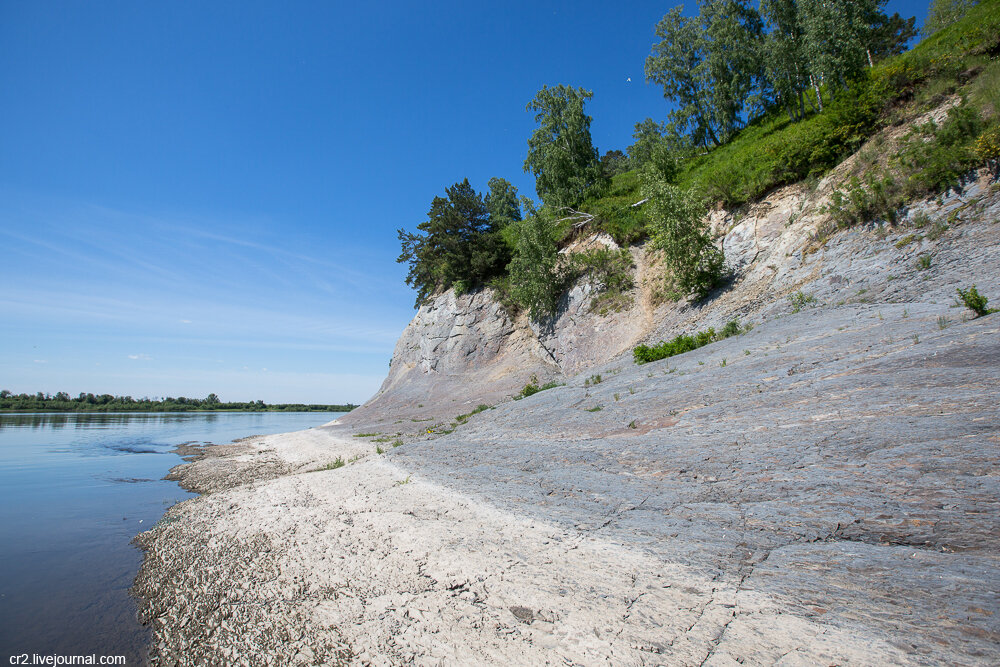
[633,320,744,365]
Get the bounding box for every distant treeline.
[0,391,357,413]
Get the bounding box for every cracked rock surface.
[135,300,998,665]
[134,160,999,663]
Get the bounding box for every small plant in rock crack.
[584,374,603,386]
[394,475,412,486]
[956,285,996,317]
[376,445,384,455]
[392,439,403,448]
[912,334,920,344]
[354,432,379,438]
[614,393,621,401]
[627,420,637,429]
[916,254,932,271]
[789,291,817,313]
[519,374,563,398]
[586,405,603,412]
[720,358,727,367]
[937,315,949,330]
[323,457,345,470]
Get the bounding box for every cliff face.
[339,289,558,427]
[345,101,1000,429]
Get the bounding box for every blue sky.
[0,0,930,403]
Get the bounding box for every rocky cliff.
[344,101,1000,430]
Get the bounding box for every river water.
[0,411,345,664]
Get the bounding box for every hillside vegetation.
[397,0,1000,318]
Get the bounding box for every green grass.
[354,432,379,438]
[572,2,1000,235]
[455,403,492,424]
[633,320,746,365]
[323,457,345,470]
[956,285,997,316]
[789,291,818,313]
[586,405,603,412]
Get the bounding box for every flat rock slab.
[390,304,1000,664]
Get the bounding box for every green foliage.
[397,179,511,307]
[455,403,491,424]
[566,248,635,314]
[956,285,996,316]
[916,254,933,270]
[645,2,765,147]
[0,392,357,413]
[518,375,562,398]
[642,168,727,301]
[485,177,522,227]
[824,99,986,233]
[633,320,745,365]
[326,457,345,470]
[789,291,818,312]
[523,85,605,208]
[586,405,603,412]
[924,0,978,36]
[504,211,568,319]
[575,171,646,245]
[584,374,602,386]
[600,150,630,178]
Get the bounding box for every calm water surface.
[0,411,345,663]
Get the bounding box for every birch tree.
[523,85,604,208]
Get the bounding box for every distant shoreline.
[0,406,356,413]
[0,393,358,413]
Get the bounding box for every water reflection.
[0,410,344,661]
[0,411,222,430]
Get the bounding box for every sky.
[0,0,931,404]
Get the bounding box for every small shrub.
[789,291,817,313]
[584,374,603,386]
[956,285,996,316]
[392,439,403,448]
[975,124,1000,174]
[633,320,744,365]
[911,210,932,228]
[916,254,933,270]
[519,374,562,398]
[327,457,345,470]
[926,221,949,240]
[938,315,950,329]
[376,445,384,455]
[455,403,491,424]
[895,234,922,248]
[642,172,727,301]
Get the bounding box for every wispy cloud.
[127,354,152,360]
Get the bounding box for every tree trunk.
[812,76,823,113]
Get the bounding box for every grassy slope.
[577,0,1000,245]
